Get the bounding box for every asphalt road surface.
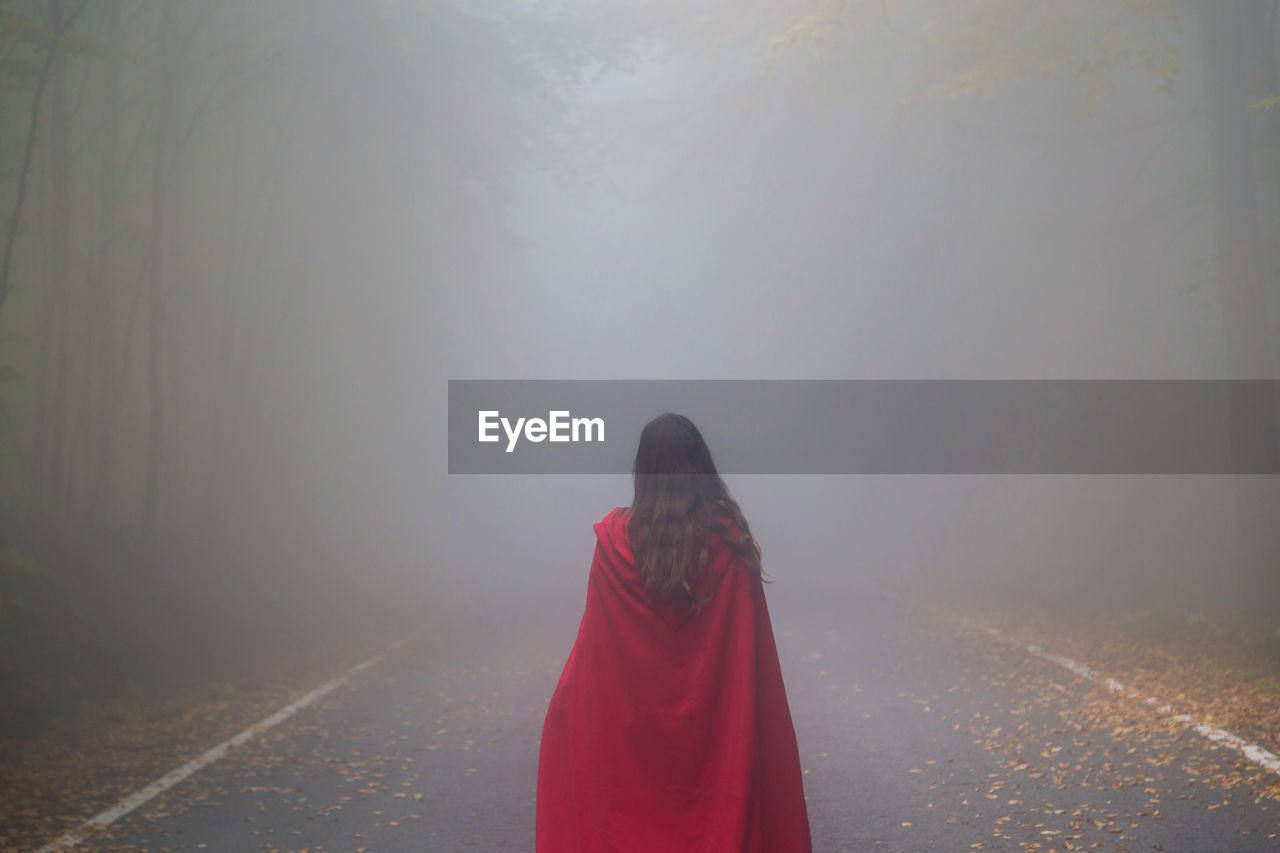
[73,586,1279,852]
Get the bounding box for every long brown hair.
[627,413,766,611]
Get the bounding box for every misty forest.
[2,1,1280,850]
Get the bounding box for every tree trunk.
[143,1,175,537]
[44,0,73,521]
[1196,1,1280,617]
[204,0,250,539]
[84,0,124,527]
[21,6,67,522]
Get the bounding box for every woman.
[536,413,812,852]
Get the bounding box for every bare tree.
[142,0,174,536]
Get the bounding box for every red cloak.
[536,507,812,853]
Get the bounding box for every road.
[69,586,1279,852]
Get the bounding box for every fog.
[438,1,1277,622]
[2,0,1277,724]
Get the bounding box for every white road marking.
[963,617,1280,778]
[35,640,404,852]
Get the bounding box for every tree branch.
[0,29,58,318]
